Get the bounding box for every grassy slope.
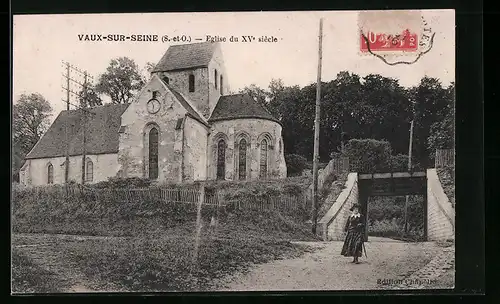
[436,167,455,207]
[12,211,319,292]
[12,178,320,292]
[12,198,320,292]
[61,214,318,292]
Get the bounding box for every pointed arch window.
[216,139,226,180]
[189,74,195,92]
[220,75,223,95]
[238,138,247,180]
[214,69,218,89]
[260,139,268,179]
[149,127,159,179]
[85,159,94,182]
[47,163,53,184]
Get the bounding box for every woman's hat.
[349,203,361,211]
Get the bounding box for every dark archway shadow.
[357,172,427,242]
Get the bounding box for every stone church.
[20,42,287,186]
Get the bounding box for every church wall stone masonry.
[20,42,287,186]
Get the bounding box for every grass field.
[11,247,71,293]
[12,207,321,292]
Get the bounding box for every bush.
[367,196,424,240]
[437,167,455,206]
[343,139,392,173]
[390,154,409,172]
[92,177,153,189]
[285,154,309,177]
[11,184,206,236]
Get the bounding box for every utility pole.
[63,61,71,184]
[403,120,414,234]
[311,18,323,235]
[62,62,100,185]
[81,71,88,184]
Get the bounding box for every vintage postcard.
[11,10,455,293]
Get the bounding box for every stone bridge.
[318,169,455,242]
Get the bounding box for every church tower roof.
[208,94,281,125]
[152,42,219,72]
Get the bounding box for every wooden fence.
[435,149,455,168]
[13,184,307,212]
[229,193,308,212]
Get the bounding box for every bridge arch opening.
[357,172,428,242]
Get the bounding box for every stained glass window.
[239,139,247,180]
[86,159,93,182]
[217,139,226,180]
[47,163,53,184]
[260,139,268,179]
[149,128,159,179]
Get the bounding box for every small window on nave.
[86,159,94,182]
[189,74,195,92]
[214,69,218,89]
[220,75,223,95]
[47,163,54,184]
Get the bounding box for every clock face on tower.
[147,99,161,114]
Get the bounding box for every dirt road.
[214,238,454,291]
[12,234,454,293]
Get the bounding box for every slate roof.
[208,94,281,124]
[152,42,218,72]
[25,103,129,159]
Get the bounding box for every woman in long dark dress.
[341,203,365,264]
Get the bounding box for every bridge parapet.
[318,173,358,241]
[427,169,455,241]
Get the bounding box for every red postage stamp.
[358,10,434,64]
[360,29,418,52]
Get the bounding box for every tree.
[141,61,157,83]
[78,84,102,108]
[427,82,455,151]
[322,71,364,158]
[12,93,53,180]
[267,78,285,119]
[360,74,412,154]
[342,138,393,173]
[410,77,451,167]
[285,154,309,176]
[239,84,269,109]
[95,57,145,104]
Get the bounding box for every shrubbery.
[367,196,425,241]
[204,176,311,197]
[12,175,315,238]
[285,154,309,176]
[92,177,153,189]
[337,139,422,172]
[437,167,455,206]
[343,139,392,173]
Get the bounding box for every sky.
[13,10,455,123]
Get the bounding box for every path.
[214,238,454,291]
